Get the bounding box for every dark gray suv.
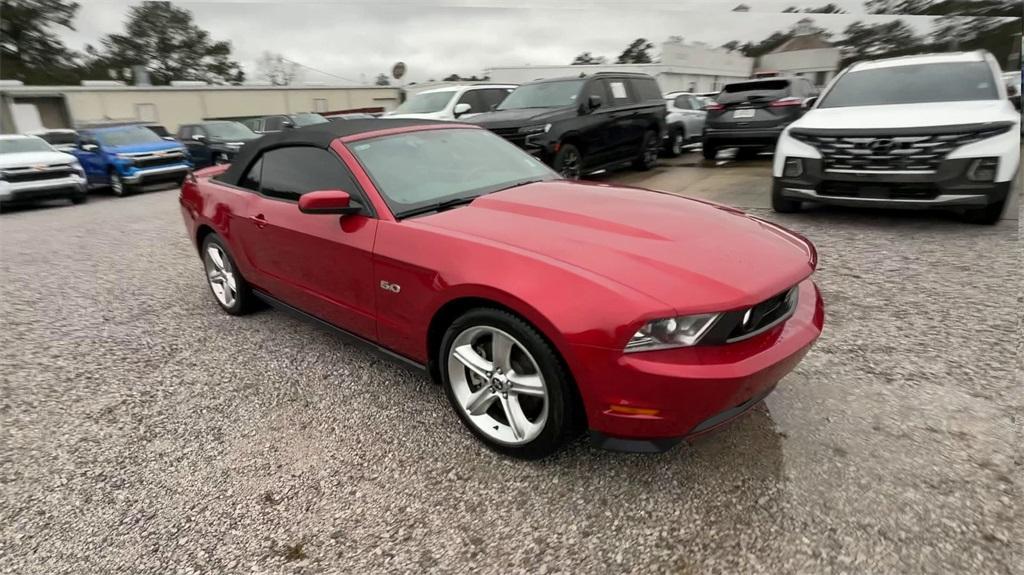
[702,77,818,160]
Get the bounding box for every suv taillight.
[770,97,803,108]
[705,102,725,111]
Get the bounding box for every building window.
[313,98,328,113]
[135,103,157,122]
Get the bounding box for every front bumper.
[775,157,1011,209]
[0,175,87,204]
[121,163,192,186]
[574,278,824,453]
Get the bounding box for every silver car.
[663,92,706,157]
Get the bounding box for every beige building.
[0,83,402,134]
[755,19,842,87]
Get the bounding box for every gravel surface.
[1,162,1020,574]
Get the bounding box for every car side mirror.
[453,102,472,117]
[298,189,361,215]
[192,134,206,142]
[1007,84,1020,98]
[80,143,98,152]
[802,97,818,109]
[587,94,602,112]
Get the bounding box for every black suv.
[177,121,261,168]
[702,77,817,160]
[466,73,666,178]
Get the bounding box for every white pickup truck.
[0,134,88,207]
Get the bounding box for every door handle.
[251,214,268,229]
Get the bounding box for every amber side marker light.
[608,405,660,416]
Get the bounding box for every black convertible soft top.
[219,118,457,186]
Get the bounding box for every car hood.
[0,150,77,169]
[105,141,186,154]
[415,181,816,313]
[466,107,571,129]
[796,100,1018,130]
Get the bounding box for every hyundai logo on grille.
[867,138,895,153]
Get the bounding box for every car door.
[454,89,486,119]
[673,95,705,140]
[603,78,643,160]
[74,133,107,185]
[574,79,615,168]
[234,145,379,340]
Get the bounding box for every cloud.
[57,1,946,84]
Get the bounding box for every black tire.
[200,234,255,315]
[110,171,130,197]
[632,130,660,171]
[771,181,802,213]
[553,143,582,179]
[439,308,580,460]
[702,142,718,161]
[736,147,760,160]
[70,191,87,205]
[963,198,1006,225]
[664,127,685,157]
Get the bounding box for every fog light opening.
[966,158,999,182]
[783,157,804,178]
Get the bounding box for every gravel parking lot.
[1,153,1020,574]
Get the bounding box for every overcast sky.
[58,0,957,84]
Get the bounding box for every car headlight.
[625,313,720,353]
[70,160,85,177]
[115,153,136,164]
[518,124,551,135]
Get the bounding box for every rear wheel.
[440,308,578,460]
[664,127,685,157]
[963,198,1006,225]
[553,143,582,180]
[702,142,718,161]
[70,191,87,205]
[771,180,802,213]
[633,130,660,171]
[201,234,255,315]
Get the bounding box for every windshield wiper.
[396,195,479,219]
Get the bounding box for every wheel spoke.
[507,372,545,398]
[208,269,224,283]
[501,395,530,441]
[465,387,498,416]
[490,332,516,372]
[207,247,225,270]
[452,345,493,380]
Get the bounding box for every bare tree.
[257,51,297,86]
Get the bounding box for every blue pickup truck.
[73,125,192,196]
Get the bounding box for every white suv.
[773,51,1020,224]
[387,84,517,121]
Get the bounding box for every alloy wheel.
[110,173,124,196]
[447,326,549,446]
[672,132,684,155]
[204,244,238,308]
[559,149,581,179]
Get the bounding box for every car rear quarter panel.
[179,166,257,279]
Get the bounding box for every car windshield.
[37,132,77,146]
[717,79,790,104]
[0,137,53,154]
[819,62,999,108]
[349,128,557,217]
[291,113,329,127]
[393,91,457,114]
[205,121,258,140]
[93,126,164,147]
[498,80,583,110]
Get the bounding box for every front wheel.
[771,181,802,213]
[201,234,255,315]
[70,191,87,205]
[110,171,130,197]
[440,308,579,460]
[553,143,582,179]
[664,127,685,157]
[633,130,660,171]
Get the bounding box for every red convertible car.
[179,119,824,459]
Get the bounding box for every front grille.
[1,165,76,183]
[791,124,1011,173]
[134,152,187,169]
[487,127,527,148]
[725,286,799,343]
